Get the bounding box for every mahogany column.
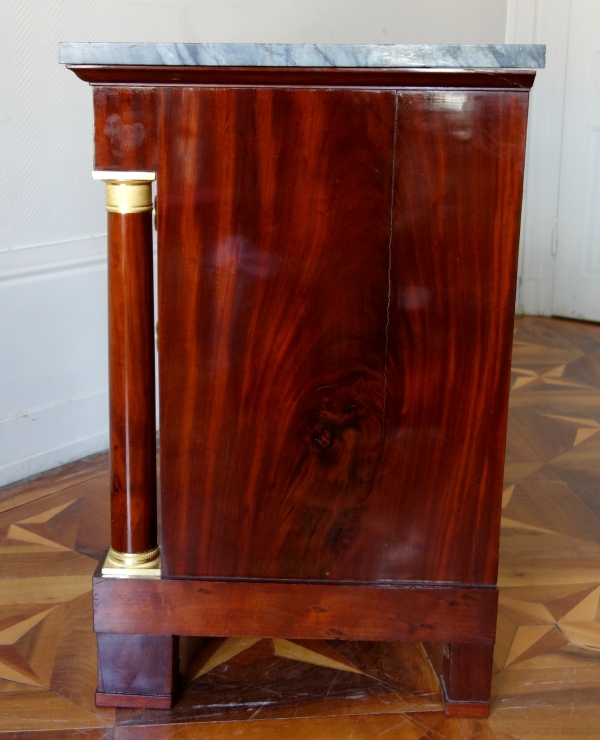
[94,172,160,571]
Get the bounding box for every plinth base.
[93,556,497,714]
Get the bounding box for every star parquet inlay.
[0,316,599,738]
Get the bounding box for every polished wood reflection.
[150,87,528,584]
[75,64,537,90]
[379,90,528,586]
[156,87,396,580]
[107,212,157,554]
[93,574,498,645]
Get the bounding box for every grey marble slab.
[59,43,545,69]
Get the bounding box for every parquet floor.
[0,315,599,739]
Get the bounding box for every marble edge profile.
[58,42,546,69]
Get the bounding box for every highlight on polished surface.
[99,165,158,568]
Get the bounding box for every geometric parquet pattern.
[0,316,599,738]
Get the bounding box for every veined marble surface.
[59,43,545,69]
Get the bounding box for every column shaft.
[106,190,157,557]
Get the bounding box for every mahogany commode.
[60,41,545,716]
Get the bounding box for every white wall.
[0,0,508,487]
[506,0,570,316]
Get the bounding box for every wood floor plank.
[114,712,465,740]
[0,550,99,578]
[50,592,116,723]
[459,718,524,740]
[0,684,113,731]
[0,453,108,516]
[0,475,109,530]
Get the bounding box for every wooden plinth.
[93,558,497,711]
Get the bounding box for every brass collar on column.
[92,171,156,215]
[104,180,153,214]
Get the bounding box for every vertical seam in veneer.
[381,93,398,462]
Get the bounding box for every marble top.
[59,43,545,69]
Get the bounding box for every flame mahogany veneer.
[82,65,534,715]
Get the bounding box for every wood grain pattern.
[113,713,467,740]
[157,87,396,579]
[108,212,157,554]
[92,568,498,645]
[73,65,536,90]
[161,638,442,723]
[348,90,529,586]
[0,450,107,515]
[155,87,528,584]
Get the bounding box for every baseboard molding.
[1,237,113,489]
[515,277,554,317]
[0,237,159,488]
[0,235,107,283]
[0,390,109,488]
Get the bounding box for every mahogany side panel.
[157,87,397,579]
[94,87,157,171]
[74,65,536,90]
[92,574,498,645]
[339,90,528,585]
[108,212,157,553]
[156,87,528,585]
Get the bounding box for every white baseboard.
[516,277,554,317]
[0,234,160,489]
[0,236,111,488]
[0,389,109,488]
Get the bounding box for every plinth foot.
[441,678,490,717]
[96,633,178,709]
[423,641,493,717]
[440,642,493,718]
